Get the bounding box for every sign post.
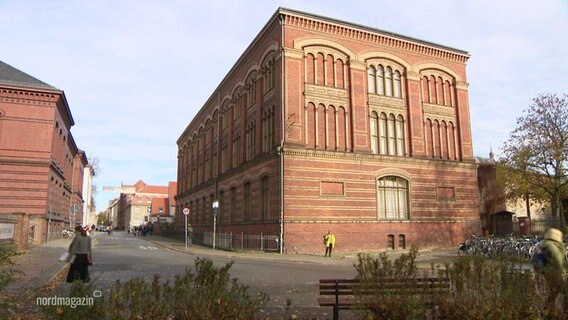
[183,208,190,250]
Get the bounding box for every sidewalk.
[3,232,102,293]
[144,234,460,268]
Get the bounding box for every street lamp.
[212,200,219,249]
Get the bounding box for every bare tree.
[88,156,101,210]
[501,93,568,231]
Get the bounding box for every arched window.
[368,65,376,94]
[385,67,393,97]
[377,65,385,95]
[336,59,345,88]
[393,71,402,98]
[326,54,335,87]
[377,176,409,219]
[316,52,325,85]
[422,76,430,103]
[306,53,316,84]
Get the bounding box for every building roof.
[0,60,57,90]
[277,7,470,56]
[151,198,170,216]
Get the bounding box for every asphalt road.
[81,232,359,319]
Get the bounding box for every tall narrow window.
[246,121,256,161]
[368,66,376,94]
[261,176,269,220]
[379,113,387,154]
[219,190,225,224]
[387,114,396,155]
[393,71,402,98]
[396,115,405,156]
[377,65,385,95]
[264,57,275,92]
[244,182,251,221]
[385,67,393,96]
[377,176,409,219]
[262,106,275,152]
[370,111,379,154]
[230,187,236,223]
[232,132,241,167]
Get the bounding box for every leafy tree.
[496,159,549,219]
[501,93,568,230]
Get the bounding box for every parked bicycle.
[62,229,74,239]
[458,233,545,261]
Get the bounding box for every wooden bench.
[318,277,451,320]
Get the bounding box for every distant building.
[116,180,177,230]
[175,8,480,254]
[0,61,89,249]
[82,164,96,227]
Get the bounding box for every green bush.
[41,257,269,320]
[0,242,21,291]
[353,245,567,320]
[353,245,432,319]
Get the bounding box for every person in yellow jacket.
[324,230,336,257]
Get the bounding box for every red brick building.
[175,8,480,254]
[0,61,87,249]
[115,180,177,230]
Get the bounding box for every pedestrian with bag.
[539,228,567,313]
[324,230,336,257]
[66,225,93,283]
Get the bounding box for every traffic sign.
[183,208,190,216]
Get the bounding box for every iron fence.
[194,231,280,252]
[512,217,562,235]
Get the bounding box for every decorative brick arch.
[413,62,462,82]
[259,44,279,64]
[375,168,412,181]
[293,38,356,60]
[359,51,411,71]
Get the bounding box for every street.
[83,232,358,319]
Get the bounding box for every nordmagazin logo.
[36,290,102,308]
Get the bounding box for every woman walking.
[66,225,93,283]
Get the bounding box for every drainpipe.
[279,14,285,255]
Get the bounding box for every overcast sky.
[1,0,567,212]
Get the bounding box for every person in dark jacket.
[66,225,93,283]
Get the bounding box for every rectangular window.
[377,177,409,220]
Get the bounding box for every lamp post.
[212,200,219,249]
[183,207,190,250]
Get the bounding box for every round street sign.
[183,208,190,216]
